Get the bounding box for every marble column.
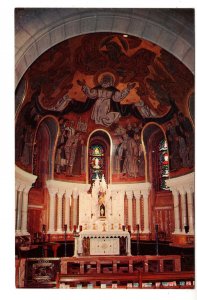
[171,189,181,234]
[21,186,31,235]
[73,236,79,257]
[166,173,194,236]
[127,235,131,255]
[48,191,56,233]
[65,192,71,232]
[16,185,24,235]
[127,191,133,232]
[15,166,37,237]
[135,191,141,231]
[142,191,150,233]
[15,182,20,230]
[180,190,187,232]
[186,188,194,234]
[72,191,78,227]
[56,192,63,232]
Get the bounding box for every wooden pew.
[56,270,194,288]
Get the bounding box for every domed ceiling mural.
[15,32,194,183]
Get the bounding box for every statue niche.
[98,190,106,218]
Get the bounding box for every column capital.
[72,189,79,199]
[171,188,179,198]
[140,189,150,199]
[15,166,37,186]
[57,191,64,198]
[126,190,133,199]
[179,188,186,196]
[66,189,72,199]
[23,185,32,194]
[184,184,194,195]
[48,189,58,196]
[15,180,21,190]
[166,172,194,195]
[133,190,141,199]
[18,184,26,192]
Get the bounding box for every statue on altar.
[100,204,105,217]
[98,189,106,218]
[76,174,132,256]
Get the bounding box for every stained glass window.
[159,139,169,190]
[89,144,105,181]
[89,145,104,157]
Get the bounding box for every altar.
[74,176,131,256]
[74,230,131,256]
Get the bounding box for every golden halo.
[94,69,119,87]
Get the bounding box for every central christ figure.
[77,73,135,127]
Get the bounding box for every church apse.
[15,32,194,184]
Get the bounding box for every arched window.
[143,124,169,191]
[89,144,105,181]
[158,139,169,190]
[88,130,110,184]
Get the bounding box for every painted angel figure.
[77,74,135,127]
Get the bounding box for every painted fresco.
[15,33,194,182]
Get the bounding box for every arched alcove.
[33,116,59,187]
[142,123,168,190]
[87,130,111,184]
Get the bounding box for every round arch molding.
[142,122,167,188]
[87,129,112,184]
[33,116,59,186]
[15,8,194,87]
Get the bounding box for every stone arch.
[15,8,194,87]
[142,122,167,185]
[33,116,59,186]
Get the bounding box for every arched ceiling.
[15,8,194,89]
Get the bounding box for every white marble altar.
[75,230,131,256]
[76,176,131,256]
[79,176,125,231]
[46,177,151,235]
